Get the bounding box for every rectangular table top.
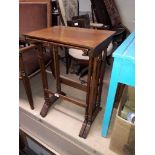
[25,26,115,49]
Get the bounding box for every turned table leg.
[79,55,103,138]
[79,56,93,138]
[96,49,107,107]
[36,44,52,117]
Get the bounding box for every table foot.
[40,95,58,117]
[79,120,91,139]
[40,91,66,117]
[79,106,102,138]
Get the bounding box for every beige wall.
[115,0,135,32]
[79,0,135,32]
[79,0,91,12]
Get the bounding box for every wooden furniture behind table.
[19,45,52,109]
[19,0,51,35]
[25,26,115,138]
[90,0,130,64]
[19,0,54,109]
[101,32,135,137]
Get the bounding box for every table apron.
[26,37,91,51]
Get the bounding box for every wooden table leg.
[79,56,93,138]
[93,54,102,111]
[52,45,66,95]
[49,46,56,78]
[36,44,53,117]
[41,45,67,117]
[65,47,71,74]
[53,45,61,92]
[90,53,104,123]
[88,57,99,120]
[79,56,102,138]
[96,49,107,107]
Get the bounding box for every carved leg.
[83,58,99,138]
[79,53,105,138]
[79,56,93,138]
[49,46,56,78]
[86,56,103,124]
[96,49,107,107]
[87,57,99,119]
[65,48,71,74]
[93,55,102,111]
[79,56,102,138]
[36,44,51,117]
[19,52,34,110]
[53,45,62,93]
[40,44,66,117]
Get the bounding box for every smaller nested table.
[25,26,115,138]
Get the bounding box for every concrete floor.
[19,60,119,155]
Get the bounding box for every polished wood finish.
[25,26,115,49]
[37,44,53,116]
[96,49,107,106]
[25,26,115,138]
[19,0,51,34]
